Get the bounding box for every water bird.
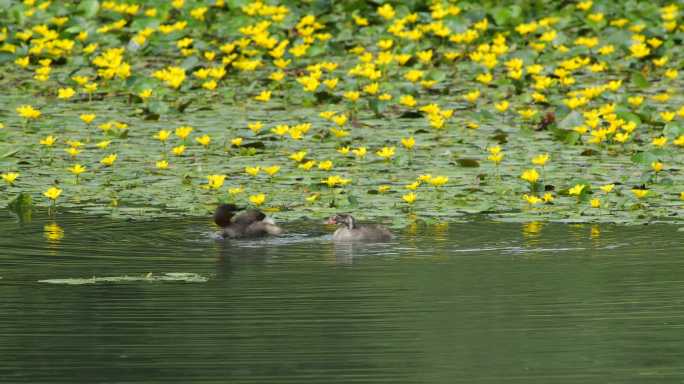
[325,214,392,242]
[214,204,284,238]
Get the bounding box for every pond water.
[1,211,684,383]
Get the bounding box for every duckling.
[326,214,392,242]
[214,204,284,239]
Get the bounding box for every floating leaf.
[39,273,209,285]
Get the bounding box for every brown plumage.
[214,204,283,239]
[325,214,392,242]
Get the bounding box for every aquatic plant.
[0,0,683,225]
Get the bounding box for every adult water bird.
[214,204,284,239]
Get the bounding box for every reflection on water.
[1,210,684,383]
[43,222,64,243]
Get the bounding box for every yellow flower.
[630,43,650,58]
[96,140,111,149]
[301,191,319,203]
[417,49,433,63]
[577,1,592,11]
[399,95,418,107]
[254,90,271,102]
[271,124,289,136]
[290,150,307,162]
[80,114,96,124]
[652,92,671,102]
[518,108,537,119]
[406,181,421,190]
[299,160,316,170]
[627,96,643,106]
[269,71,285,82]
[154,130,171,142]
[16,105,41,119]
[488,145,502,155]
[520,169,540,183]
[614,132,630,143]
[355,15,369,26]
[263,165,280,176]
[376,146,395,160]
[57,87,76,99]
[352,147,367,158]
[543,192,554,203]
[674,135,684,146]
[202,80,217,90]
[248,121,263,134]
[231,137,243,147]
[249,193,266,206]
[138,89,153,101]
[245,166,260,176]
[488,152,503,164]
[43,187,62,201]
[229,186,244,195]
[190,6,208,20]
[401,136,415,150]
[68,164,86,175]
[531,153,549,166]
[100,154,118,166]
[15,56,29,68]
[155,160,169,170]
[67,140,83,148]
[323,78,337,90]
[40,135,56,147]
[175,126,193,139]
[463,89,480,103]
[495,101,510,112]
[318,160,333,171]
[568,184,586,196]
[322,175,351,187]
[378,185,390,193]
[651,161,664,172]
[590,198,601,208]
[476,72,493,84]
[172,145,186,156]
[523,194,543,205]
[195,134,211,147]
[344,91,361,102]
[660,111,676,122]
[65,147,81,157]
[83,82,98,93]
[377,3,395,19]
[428,176,448,187]
[363,82,379,95]
[631,189,649,199]
[206,174,226,189]
[331,114,348,126]
[1,172,19,185]
[600,184,614,193]
[402,192,417,204]
[652,136,668,147]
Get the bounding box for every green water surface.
[1,211,683,383]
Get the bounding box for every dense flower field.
[0,0,683,225]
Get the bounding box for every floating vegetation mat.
[0,1,683,225]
